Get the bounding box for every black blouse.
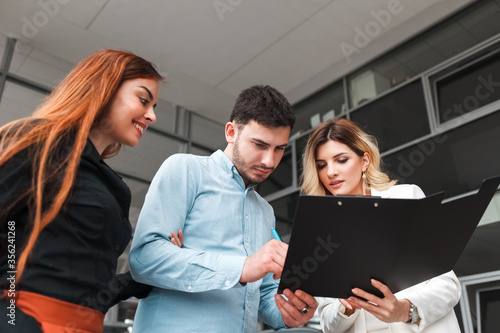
[0,139,150,313]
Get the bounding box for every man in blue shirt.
[130,85,317,332]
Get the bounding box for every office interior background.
[1,0,500,332]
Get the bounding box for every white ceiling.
[0,0,475,124]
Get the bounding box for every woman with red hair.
[0,49,164,332]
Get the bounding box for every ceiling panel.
[292,21,343,67]
[274,0,333,18]
[56,0,107,29]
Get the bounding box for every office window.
[292,81,345,136]
[383,109,500,199]
[107,131,186,182]
[347,0,500,108]
[122,178,151,228]
[257,147,293,197]
[103,299,137,333]
[190,144,216,156]
[478,287,500,333]
[0,81,48,126]
[295,133,310,186]
[350,79,430,152]
[190,113,226,151]
[268,191,300,242]
[457,0,500,42]
[432,43,500,124]
[0,35,5,59]
[153,99,177,133]
[116,300,137,326]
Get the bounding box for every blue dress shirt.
[130,150,287,332]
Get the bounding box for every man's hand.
[275,289,318,327]
[239,240,288,283]
[170,230,184,247]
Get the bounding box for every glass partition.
[383,109,500,198]
[0,81,48,125]
[431,42,500,124]
[0,34,5,59]
[153,99,177,133]
[190,144,216,156]
[268,191,300,243]
[292,81,345,136]
[459,271,500,333]
[107,132,187,182]
[350,79,430,152]
[190,113,226,151]
[294,132,310,184]
[347,0,500,109]
[478,287,500,333]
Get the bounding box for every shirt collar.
[212,149,254,190]
[84,139,103,162]
[211,149,234,175]
[84,139,124,180]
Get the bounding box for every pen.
[271,228,282,242]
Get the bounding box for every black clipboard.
[278,176,500,298]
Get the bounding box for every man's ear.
[225,121,237,144]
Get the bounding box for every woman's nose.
[145,107,157,124]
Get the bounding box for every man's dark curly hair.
[229,85,295,129]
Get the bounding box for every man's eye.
[140,98,148,105]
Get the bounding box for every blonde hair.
[300,118,396,196]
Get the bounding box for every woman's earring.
[362,172,366,179]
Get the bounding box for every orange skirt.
[4,290,104,333]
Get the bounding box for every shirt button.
[245,242,249,248]
[245,216,249,220]
[187,285,192,291]
[225,280,230,287]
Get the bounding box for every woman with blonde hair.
[301,118,461,333]
[0,49,163,332]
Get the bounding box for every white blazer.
[317,184,462,333]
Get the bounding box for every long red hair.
[0,49,164,282]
